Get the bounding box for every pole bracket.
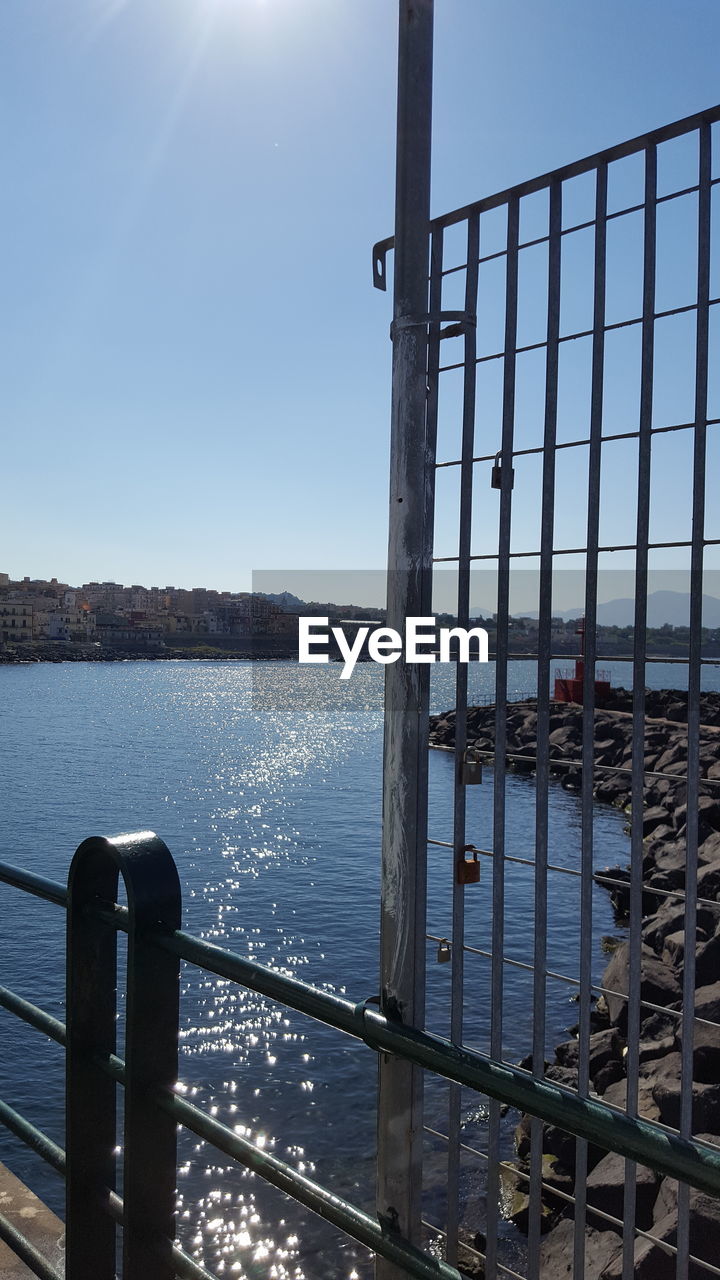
[389,311,476,341]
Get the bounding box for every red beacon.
[553,617,612,706]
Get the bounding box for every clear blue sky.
[1,0,719,593]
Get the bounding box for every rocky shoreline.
[0,642,296,665]
[429,689,720,1277]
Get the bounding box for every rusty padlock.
[437,938,451,964]
[462,748,482,785]
[457,846,480,886]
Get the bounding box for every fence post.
[377,1,434,1273]
[66,831,181,1280]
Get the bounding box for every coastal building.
[0,601,33,642]
[46,608,96,641]
[0,601,33,640]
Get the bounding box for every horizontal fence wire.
[437,297,720,375]
[435,416,720,469]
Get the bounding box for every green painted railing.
[1,833,720,1280]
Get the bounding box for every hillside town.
[0,572,297,652]
[2,571,719,661]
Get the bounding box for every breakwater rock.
[0,642,296,665]
[429,690,720,1276]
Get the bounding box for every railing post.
[377,1,434,1273]
[66,831,181,1280]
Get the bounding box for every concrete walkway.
[0,1163,64,1279]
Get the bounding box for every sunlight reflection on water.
[0,659,675,1276]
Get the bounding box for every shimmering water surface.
[0,659,712,1277]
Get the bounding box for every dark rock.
[515,1110,602,1172]
[545,1063,580,1090]
[677,1011,720,1076]
[539,1218,622,1279]
[655,742,688,774]
[602,1076,661,1122]
[639,1010,678,1042]
[592,1060,625,1094]
[697,861,720,901]
[500,1161,555,1235]
[601,944,682,1030]
[644,902,720,953]
[650,1057,720,1132]
[643,827,680,860]
[637,1034,676,1064]
[457,1234,485,1279]
[695,932,720,986]
[594,775,629,806]
[661,929,688,968]
[514,1113,532,1160]
[586,1150,659,1230]
[694,980,720,1022]
[700,830,720,862]
[598,1215,676,1280]
[650,843,689,888]
[549,725,581,749]
[555,1029,623,1080]
[644,805,674,838]
[594,866,633,915]
[589,1029,623,1076]
[673,794,720,841]
[554,1038,579,1068]
[648,1176,720,1274]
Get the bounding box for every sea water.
[0,659,713,1277]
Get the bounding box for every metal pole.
[377,1,434,1274]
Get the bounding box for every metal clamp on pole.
[389,310,477,341]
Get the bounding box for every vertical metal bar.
[574,159,608,1280]
[527,179,561,1278]
[67,833,181,1280]
[377,1,434,1268]
[445,212,480,1268]
[66,855,118,1279]
[484,194,519,1280]
[425,217,445,1242]
[676,121,711,1280]
[622,143,657,1280]
[121,835,182,1280]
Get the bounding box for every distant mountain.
[595,592,720,628]
[258,591,306,611]
[255,591,385,619]
[262,588,720,628]
[475,592,720,628]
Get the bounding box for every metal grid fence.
[375,102,720,1279]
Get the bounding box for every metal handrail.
[0,847,466,1280]
[3,853,720,1217]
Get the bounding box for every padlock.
[437,938,451,964]
[491,451,515,491]
[457,848,480,885]
[462,749,483,785]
